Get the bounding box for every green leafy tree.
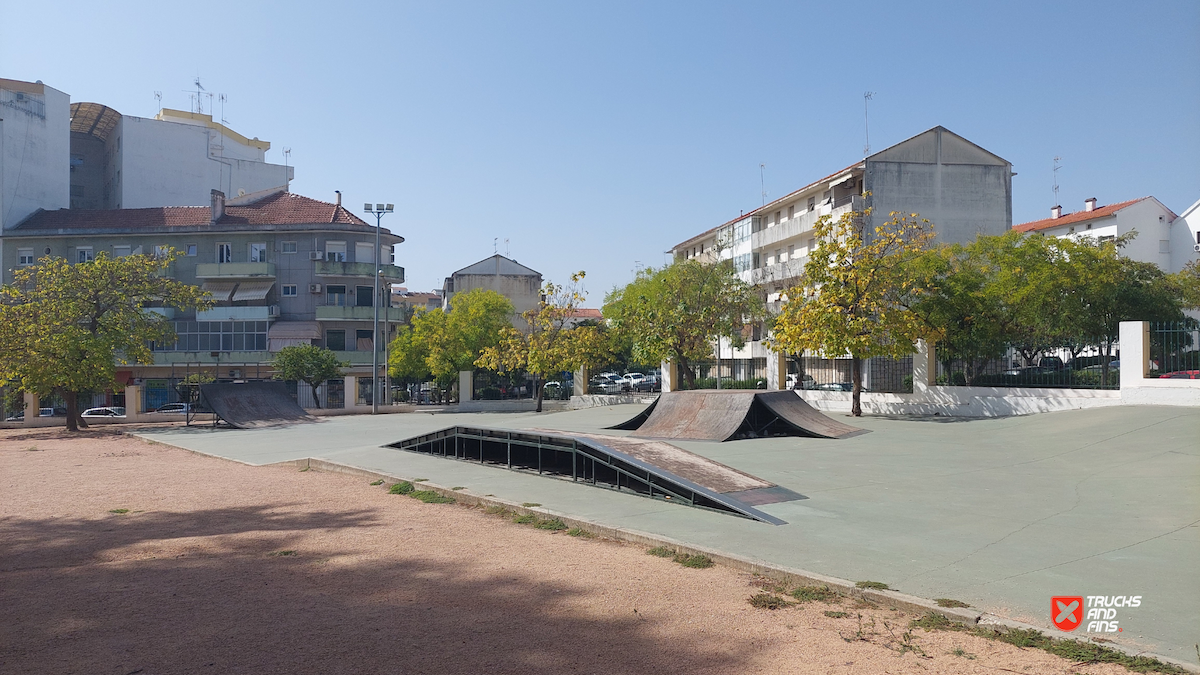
[0,251,211,430]
[477,273,606,412]
[1171,260,1200,311]
[604,259,766,388]
[769,208,935,416]
[386,324,431,396]
[271,344,347,408]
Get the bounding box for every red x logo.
[1052,596,1084,631]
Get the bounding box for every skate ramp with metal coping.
[199,381,318,429]
[609,390,864,441]
[389,426,806,524]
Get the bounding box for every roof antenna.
[153,91,162,111]
[1052,156,1063,206]
[504,238,510,257]
[760,163,767,207]
[494,237,498,254]
[218,93,228,125]
[283,148,292,190]
[863,91,875,156]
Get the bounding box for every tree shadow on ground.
[0,506,756,675]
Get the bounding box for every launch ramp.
[199,381,317,429]
[610,390,863,441]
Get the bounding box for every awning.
[268,321,322,352]
[232,280,275,301]
[828,173,855,189]
[202,281,238,302]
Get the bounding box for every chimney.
[1051,205,1062,219]
[210,190,225,224]
[334,190,342,206]
[1084,197,1097,212]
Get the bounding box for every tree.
[271,344,347,408]
[386,324,431,398]
[769,208,935,416]
[0,251,211,431]
[603,259,766,388]
[477,273,606,412]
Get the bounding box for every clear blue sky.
[4,1,1197,300]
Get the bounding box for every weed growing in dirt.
[268,550,296,557]
[369,480,384,486]
[451,486,466,491]
[108,508,129,514]
[791,585,839,603]
[749,593,791,610]
[949,647,976,659]
[26,446,38,451]
[513,514,537,524]
[749,576,789,595]
[389,481,414,495]
[521,502,541,507]
[673,553,714,569]
[854,580,889,590]
[299,466,310,472]
[411,490,455,504]
[413,478,428,482]
[824,611,850,618]
[909,612,955,631]
[935,598,969,608]
[566,528,593,538]
[646,546,675,558]
[534,518,567,531]
[484,506,511,516]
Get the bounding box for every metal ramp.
[389,426,806,524]
[609,390,864,441]
[199,381,318,429]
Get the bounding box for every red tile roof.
[570,308,603,320]
[14,191,373,231]
[1012,198,1146,233]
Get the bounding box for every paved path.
[136,405,1200,665]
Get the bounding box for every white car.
[81,407,126,418]
[152,403,192,414]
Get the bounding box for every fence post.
[1118,321,1149,390]
[913,340,936,396]
[766,351,787,390]
[573,365,588,397]
[23,391,38,426]
[661,360,675,393]
[459,371,473,402]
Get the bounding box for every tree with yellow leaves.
[769,207,934,416]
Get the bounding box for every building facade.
[2,188,404,409]
[441,254,543,314]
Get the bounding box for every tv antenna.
[218,93,228,125]
[153,91,162,110]
[493,237,498,254]
[863,91,875,156]
[759,163,767,207]
[504,238,510,257]
[1052,156,1063,205]
[184,77,214,114]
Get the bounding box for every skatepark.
[133,395,1200,668]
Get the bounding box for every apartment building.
[2,187,404,408]
[441,254,543,314]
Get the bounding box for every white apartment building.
[1,78,71,231]
[1014,196,1199,274]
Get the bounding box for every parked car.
[589,376,623,395]
[1159,370,1200,379]
[152,403,192,414]
[81,407,126,418]
[622,373,647,391]
[638,372,662,392]
[39,407,68,417]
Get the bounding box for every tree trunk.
[679,358,696,389]
[63,390,80,431]
[309,380,322,408]
[534,375,543,413]
[850,356,863,417]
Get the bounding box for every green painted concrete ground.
[136,405,1200,666]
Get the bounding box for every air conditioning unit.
[310,251,323,260]
[308,283,322,294]
[1194,243,1200,253]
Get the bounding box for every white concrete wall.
[1115,199,1174,270]
[1,81,69,229]
[1169,199,1199,274]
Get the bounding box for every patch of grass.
[749,576,789,594]
[298,466,310,472]
[268,550,296,557]
[749,593,791,610]
[26,446,38,451]
[673,553,714,569]
[646,546,675,558]
[935,598,970,608]
[824,610,850,618]
[854,580,890,590]
[451,486,466,491]
[369,479,384,486]
[484,505,511,516]
[513,513,537,524]
[909,612,957,631]
[108,508,129,514]
[534,518,568,531]
[389,481,414,495]
[566,528,593,538]
[521,502,541,507]
[410,490,455,504]
[949,647,976,660]
[791,585,839,603]
[413,478,428,482]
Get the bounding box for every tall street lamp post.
[364,202,393,414]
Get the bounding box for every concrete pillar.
[573,365,588,397]
[1118,321,1149,390]
[766,351,788,390]
[344,375,357,407]
[23,391,38,426]
[459,370,473,402]
[913,340,936,395]
[660,360,676,393]
[125,385,143,418]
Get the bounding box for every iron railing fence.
[1149,321,1200,376]
[935,340,1120,389]
[788,354,913,393]
[683,358,767,389]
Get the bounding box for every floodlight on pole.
[364,200,392,414]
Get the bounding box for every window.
[325,241,347,262]
[281,241,297,254]
[787,244,795,260]
[281,284,298,297]
[325,330,346,352]
[774,210,781,225]
[356,329,374,351]
[822,190,831,204]
[355,242,375,264]
[17,248,34,265]
[1159,240,1170,254]
[788,205,795,220]
[807,197,815,211]
[807,238,816,251]
[775,248,783,264]
[185,243,198,256]
[155,245,170,258]
[217,242,232,263]
[356,286,374,307]
[249,243,268,263]
[154,321,269,352]
[326,284,346,306]
[76,247,94,263]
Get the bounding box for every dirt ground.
[0,427,1142,675]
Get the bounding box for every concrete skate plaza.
[137,404,1200,665]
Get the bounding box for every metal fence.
[1149,321,1200,376]
[684,358,767,389]
[789,355,913,393]
[935,340,1120,389]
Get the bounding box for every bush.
[389,481,415,495]
[410,489,455,504]
[791,585,839,603]
[749,593,790,610]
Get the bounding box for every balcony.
[314,260,405,282]
[751,196,862,251]
[315,305,409,322]
[750,259,807,286]
[195,262,276,278]
[196,305,280,322]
